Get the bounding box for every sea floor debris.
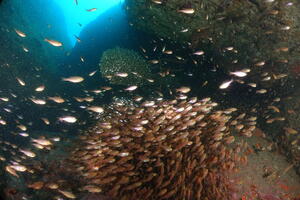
[231,128,300,200]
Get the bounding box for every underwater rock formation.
[125,0,300,86]
[68,96,255,200]
[81,194,115,200]
[261,86,300,177]
[99,47,152,86]
[280,91,300,175]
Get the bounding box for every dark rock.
[81,194,115,200]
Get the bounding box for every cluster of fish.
[0,49,293,199]
[138,38,290,96]
[129,0,295,97]
[58,96,257,200]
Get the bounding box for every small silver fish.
[87,106,104,113]
[20,149,36,158]
[256,89,267,94]
[124,85,138,91]
[152,0,162,4]
[176,86,191,93]
[16,78,25,86]
[89,70,97,76]
[229,71,247,77]
[115,72,128,77]
[44,39,63,47]
[32,138,52,146]
[59,116,77,123]
[193,50,204,56]
[177,8,195,14]
[30,98,46,105]
[15,29,26,37]
[247,83,257,88]
[62,76,84,83]
[35,85,45,92]
[219,80,233,89]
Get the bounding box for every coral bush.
[99,47,152,86]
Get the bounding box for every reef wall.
[125,0,300,86]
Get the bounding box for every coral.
[99,47,152,86]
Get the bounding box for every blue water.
[54,0,125,47]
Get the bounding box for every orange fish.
[44,39,63,47]
[278,183,290,192]
[86,8,97,12]
[15,29,26,37]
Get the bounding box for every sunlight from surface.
[54,0,124,46]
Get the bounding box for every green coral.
[99,47,152,86]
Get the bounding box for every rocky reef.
[125,0,300,88]
[258,85,300,178]
[277,89,300,176]
[123,0,300,192]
